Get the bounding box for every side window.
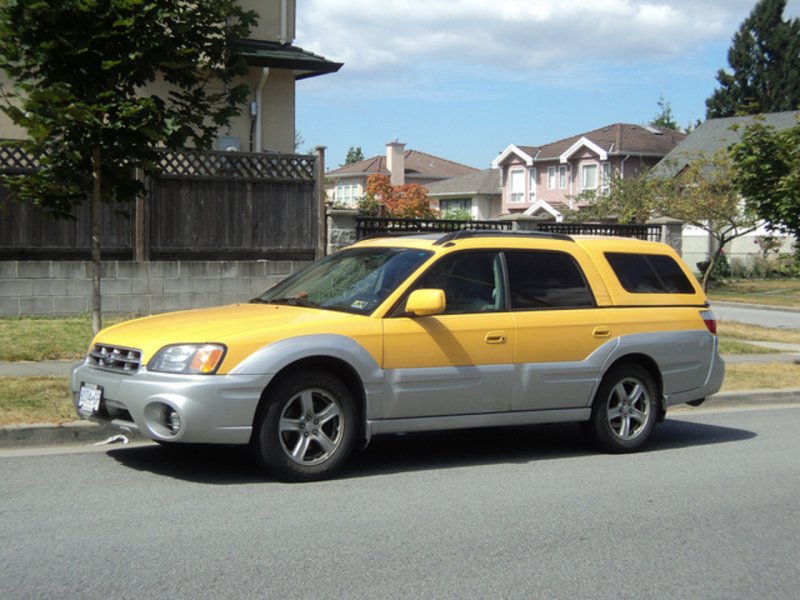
[411,252,504,314]
[605,252,695,294]
[505,251,595,309]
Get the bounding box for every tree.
[656,151,760,290]
[294,130,305,153]
[0,0,255,332]
[650,96,679,131]
[567,173,659,224]
[705,0,800,118]
[363,174,436,218]
[574,152,760,290]
[731,117,800,237]
[344,146,365,165]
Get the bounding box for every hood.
[93,303,364,365]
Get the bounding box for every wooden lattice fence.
[0,144,321,260]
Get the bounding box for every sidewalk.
[0,359,80,377]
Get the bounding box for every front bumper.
[71,362,275,444]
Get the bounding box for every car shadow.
[106,418,756,485]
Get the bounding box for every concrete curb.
[0,420,144,449]
[1,389,799,450]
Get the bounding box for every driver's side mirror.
[405,289,446,317]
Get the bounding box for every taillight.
[700,310,717,335]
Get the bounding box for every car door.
[381,251,515,419]
[505,250,609,411]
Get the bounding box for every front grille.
[88,344,142,374]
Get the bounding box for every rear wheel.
[585,363,658,452]
[251,371,356,482]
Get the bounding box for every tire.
[251,370,357,482]
[584,363,658,453]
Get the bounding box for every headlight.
[147,344,226,374]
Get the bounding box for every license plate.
[78,383,103,415]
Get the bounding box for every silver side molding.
[366,407,591,441]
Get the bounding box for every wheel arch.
[252,355,368,443]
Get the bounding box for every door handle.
[485,331,507,344]
[593,326,611,338]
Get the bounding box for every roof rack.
[432,229,573,246]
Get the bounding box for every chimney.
[386,140,406,185]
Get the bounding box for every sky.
[294,0,800,171]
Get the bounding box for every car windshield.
[254,247,433,315]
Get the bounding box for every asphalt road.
[714,304,800,329]
[1,405,799,599]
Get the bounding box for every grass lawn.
[708,278,800,308]
[721,363,800,392]
[717,320,800,354]
[0,377,76,426]
[0,314,129,362]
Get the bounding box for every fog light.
[166,408,181,434]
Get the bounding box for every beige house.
[326,142,479,207]
[425,169,502,220]
[0,0,341,155]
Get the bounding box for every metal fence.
[356,216,512,239]
[535,222,662,242]
[355,216,662,243]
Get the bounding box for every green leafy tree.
[575,152,760,290]
[568,173,658,224]
[656,151,760,290]
[731,117,800,237]
[0,0,255,332]
[344,146,365,165]
[650,96,679,131]
[706,0,800,118]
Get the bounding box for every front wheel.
[584,363,658,453]
[251,371,357,482]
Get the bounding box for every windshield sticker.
[351,300,369,310]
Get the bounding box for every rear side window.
[605,252,695,294]
[505,251,595,309]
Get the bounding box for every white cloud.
[297,0,758,74]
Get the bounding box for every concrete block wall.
[0,260,309,317]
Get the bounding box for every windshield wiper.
[251,297,319,308]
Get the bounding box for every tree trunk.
[700,242,725,292]
[91,145,103,334]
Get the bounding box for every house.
[491,123,686,220]
[0,0,342,155]
[326,141,479,207]
[652,111,799,270]
[425,169,502,220]
[651,111,799,177]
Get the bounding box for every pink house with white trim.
[491,123,686,220]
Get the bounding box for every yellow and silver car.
[72,231,724,481]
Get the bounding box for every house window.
[558,165,568,189]
[335,182,360,205]
[547,166,557,190]
[601,162,612,194]
[529,168,537,201]
[509,169,524,203]
[581,164,598,190]
[440,198,472,216]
